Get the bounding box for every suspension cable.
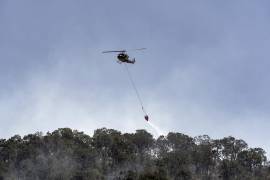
[123,63,148,116]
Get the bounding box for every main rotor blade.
[133,48,147,51]
[102,48,146,53]
[102,50,126,53]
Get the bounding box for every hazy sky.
[1,1,270,156]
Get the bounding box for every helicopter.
[102,48,150,121]
[102,48,146,64]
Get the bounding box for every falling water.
[147,120,163,137]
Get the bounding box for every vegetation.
[0,128,269,179]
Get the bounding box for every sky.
[1,1,270,156]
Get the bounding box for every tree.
[0,128,269,179]
[220,136,247,161]
[193,135,214,178]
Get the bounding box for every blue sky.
[1,1,270,156]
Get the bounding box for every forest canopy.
[0,128,269,180]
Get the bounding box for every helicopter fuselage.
[117,53,135,64]
[117,53,129,61]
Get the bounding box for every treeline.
[0,128,269,180]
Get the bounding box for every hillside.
[0,128,269,180]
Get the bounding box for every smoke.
[3,146,78,180]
